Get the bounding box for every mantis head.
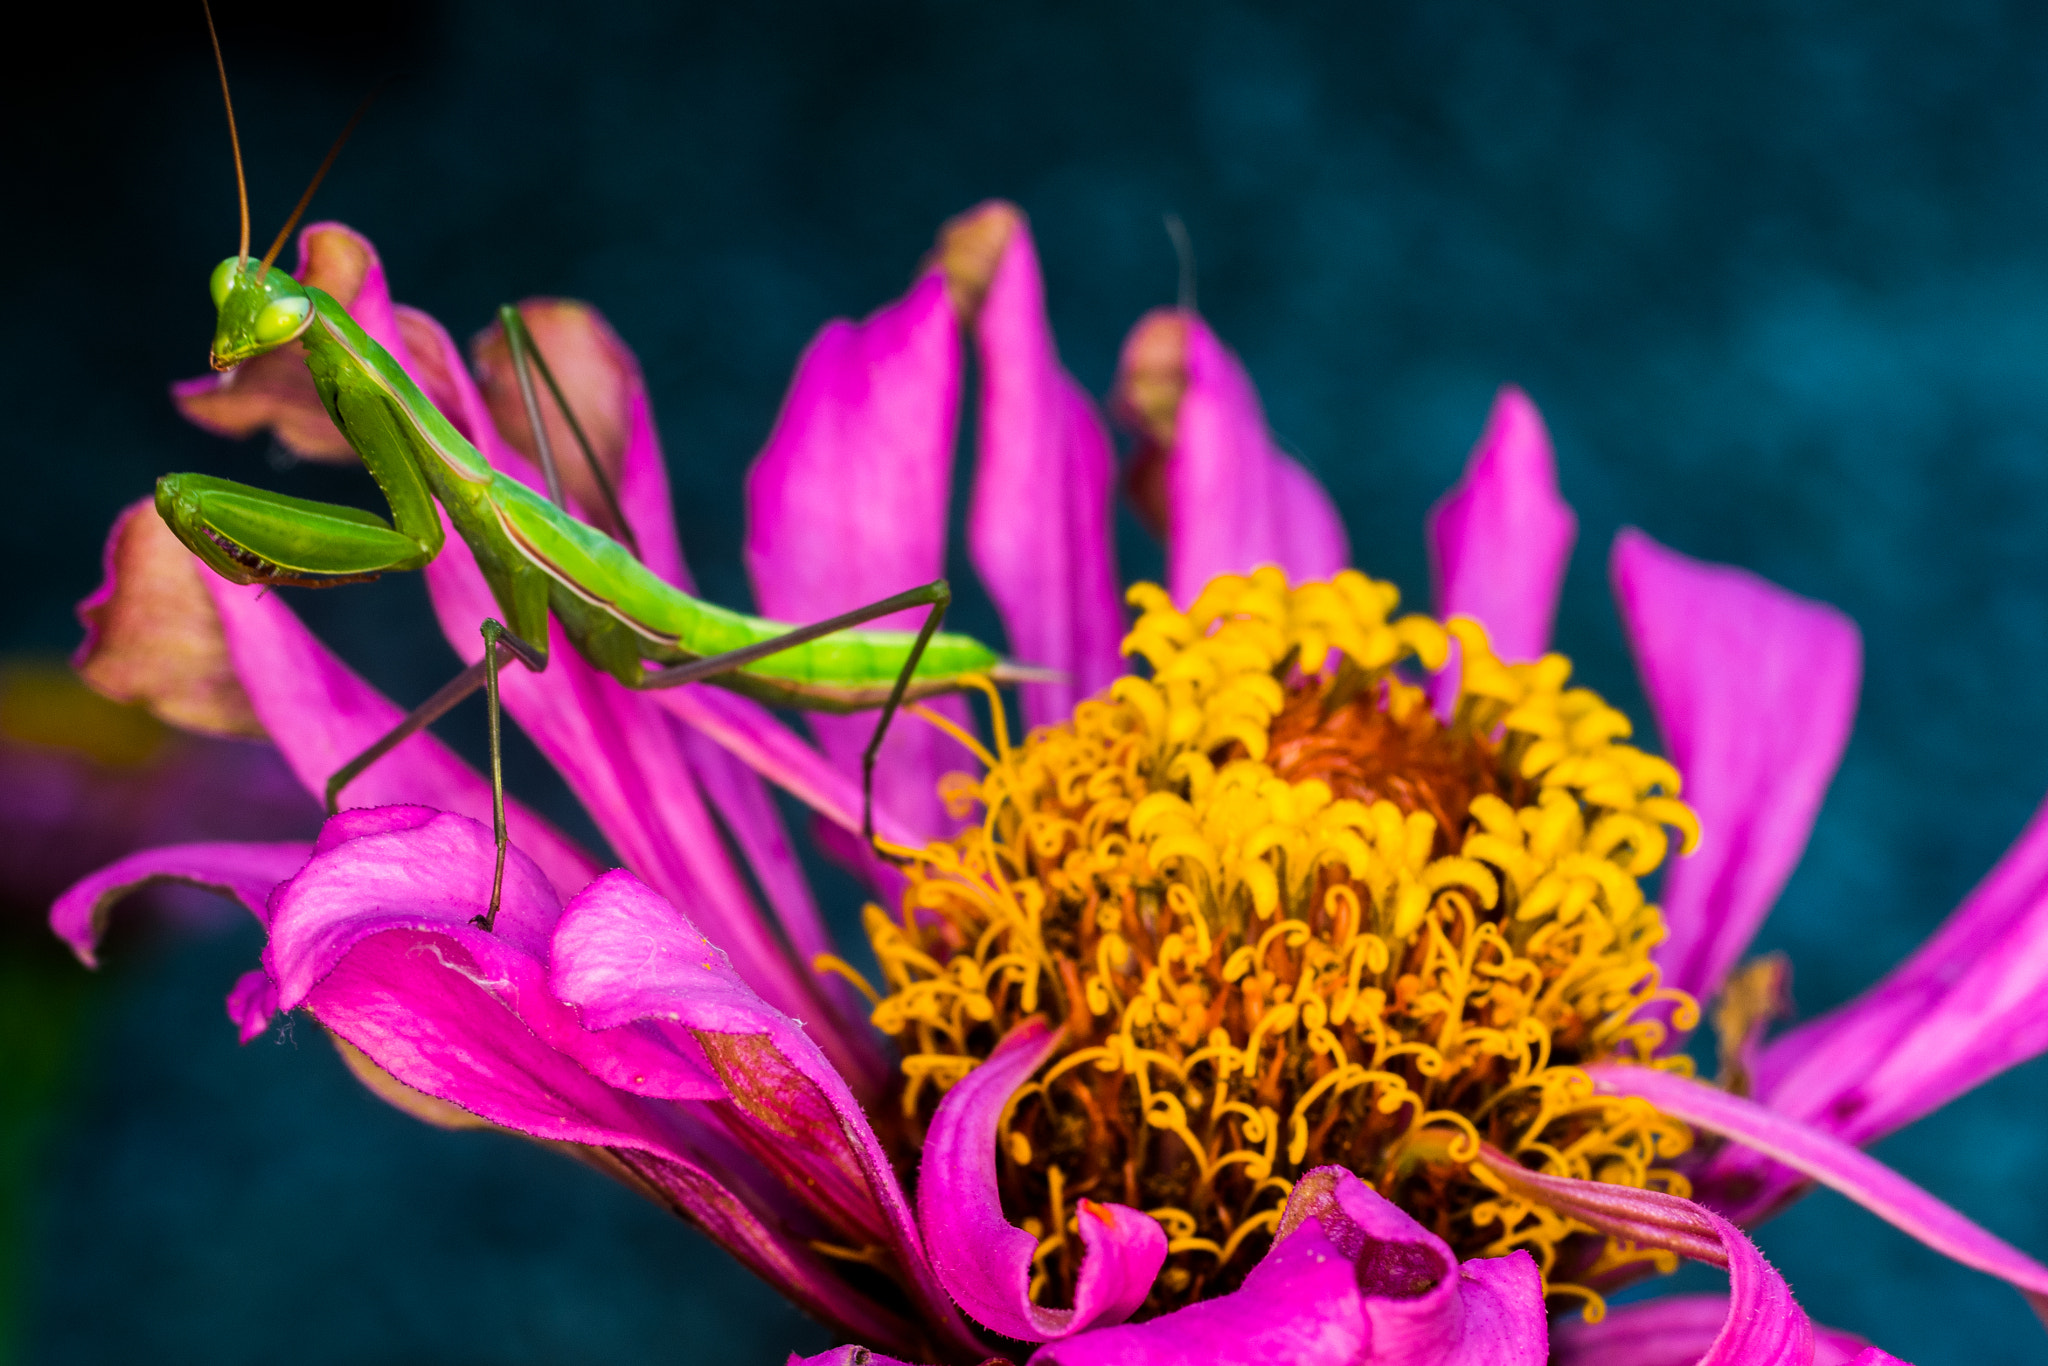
[208,258,313,370]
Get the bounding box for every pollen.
[854,566,1703,1318]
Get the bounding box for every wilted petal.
[917,1017,1165,1342]
[1588,1063,2048,1320]
[1472,1150,1811,1366]
[1552,1295,1897,1366]
[550,868,985,1361]
[1611,528,1862,1005]
[74,498,264,739]
[1426,387,1576,711]
[1743,790,2048,1169]
[50,839,311,966]
[951,202,1124,727]
[1036,1166,1545,1366]
[1110,310,1348,607]
[743,269,972,843]
[172,223,407,462]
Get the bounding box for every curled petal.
[1611,528,1861,1005]
[1551,1295,1900,1366]
[1587,1064,2048,1322]
[224,967,280,1044]
[743,269,971,843]
[549,869,984,1361]
[172,222,406,462]
[1034,1166,1545,1366]
[956,203,1125,727]
[50,839,312,966]
[918,1017,1166,1342]
[1111,310,1348,607]
[1471,1148,1810,1366]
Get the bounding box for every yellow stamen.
[862,567,1699,1317]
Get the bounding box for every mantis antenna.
[201,0,250,266]
[1164,212,1197,314]
[259,87,383,279]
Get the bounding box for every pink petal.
[268,810,908,1342]
[787,1351,924,1366]
[549,869,985,1361]
[224,967,280,1044]
[916,1018,1166,1342]
[1588,1063,2048,1321]
[1426,387,1577,710]
[1742,789,2048,1169]
[1034,1166,1546,1366]
[742,269,972,843]
[1114,310,1349,607]
[1552,1296,1894,1366]
[964,207,1125,727]
[1611,528,1862,1005]
[49,840,312,967]
[1472,1153,1811,1366]
[201,575,598,901]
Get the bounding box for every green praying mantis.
[159,7,1036,927]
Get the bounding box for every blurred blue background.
[5,2,2047,1362]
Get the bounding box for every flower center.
[854,567,1704,1318]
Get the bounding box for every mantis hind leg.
[636,580,954,850]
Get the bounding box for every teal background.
[5,2,2047,1362]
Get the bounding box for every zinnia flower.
[54,207,2048,1365]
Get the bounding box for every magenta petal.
[225,967,280,1044]
[199,576,597,900]
[918,1018,1165,1342]
[1159,315,1349,607]
[1551,1296,1892,1366]
[1034,1167,1545,1366]
[743,270,971,842]
[1746,789,2048,1160]
[966,214,1125,727]
[49,840,312,966]
[1426,387,1577,712]
[1611,528,1862,1005]
[1588,1063,2048,1319]
[549,870,984,1360]
[786,1351,925,1366]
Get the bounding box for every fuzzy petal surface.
[1033,1167,1545,1366]
[963,207,1125,727]
[917,1017,1165,1342]
[1612,527,1861,1005]
[743,270,971,842]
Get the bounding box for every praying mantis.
[159,8,1035,927]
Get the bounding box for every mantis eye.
[253,296,312,344]
[209,258,238,309]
